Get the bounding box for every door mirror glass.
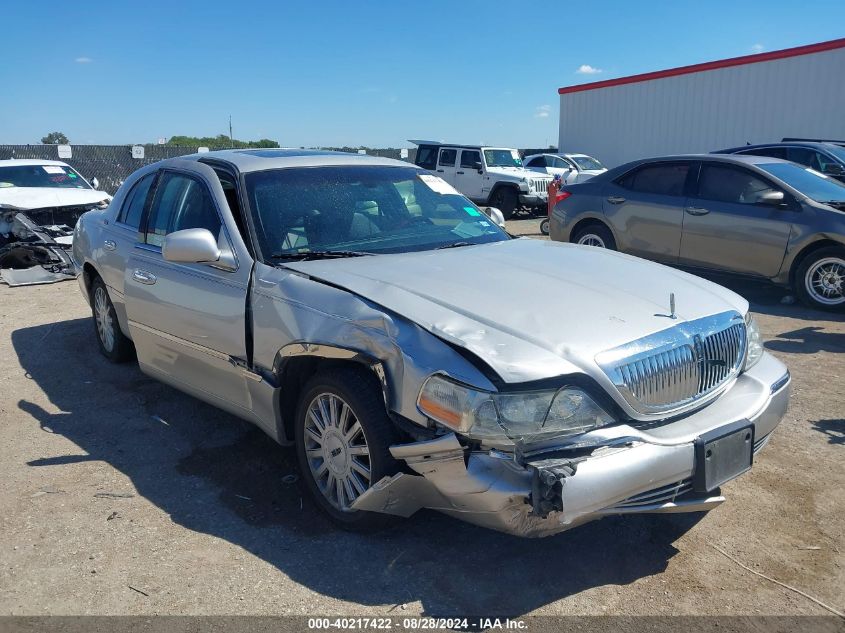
[162,228,221,263]
[822,163,845,176]
[758,190,785,206]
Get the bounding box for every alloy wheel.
[94,286,115,352]
[303,393,371,511]
[577,233,606,248]
[805,257,845,305]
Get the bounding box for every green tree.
[41,132,69,144]
[165,135,280,149]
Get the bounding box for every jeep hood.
[0,187,109,211]
[285,239,748,384]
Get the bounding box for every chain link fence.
[1,144,555,195]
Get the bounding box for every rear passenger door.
[456,149,483,198]
[602,161,693,263]
[435,148,459,186]
[98,171,158,302]
[679,162,794,277]
[123,160,254,411]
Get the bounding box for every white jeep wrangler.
[412,141,552,219]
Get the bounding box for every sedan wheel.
[572,223,616,250]
[577,233,606,248]
[90,276,134,362]
[804,256,845,307]
[295,367,401,529]
[94,286,115,353]
[303,392,371,511]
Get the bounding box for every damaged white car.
[1,159,109,286]
[72,149,790,537]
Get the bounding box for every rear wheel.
[295,366,401,530]
[91,276,134,363]
[795,247,845,311]
[572,223,616,250]
[490,187,518,220]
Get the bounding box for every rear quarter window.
[617,163,690,196]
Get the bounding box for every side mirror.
[822,163,845,176]
[473,161,483,173]
[758,190,785,206]
[91,177,100,190]
[481,206,506,228]
[162,228,221,264]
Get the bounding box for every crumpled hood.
[285,239,748,384]
[0,187,109,210]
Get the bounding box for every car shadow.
[12,317,705,616]
[811,419,845,446]
[762,326,845,355]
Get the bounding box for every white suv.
[412,141,551,218]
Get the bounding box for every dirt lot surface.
[1,221,843,617]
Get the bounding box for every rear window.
[617,163,690,196]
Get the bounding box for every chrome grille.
[530,178,551,194]
[596,312,747,416]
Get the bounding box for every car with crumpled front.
[71,149,790,537]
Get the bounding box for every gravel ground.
[0,222,843,617]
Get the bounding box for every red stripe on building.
[558,38,845,95]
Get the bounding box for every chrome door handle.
[103,240,116,251]
[132,269,157,285]
[685,206,710,216]
[607,196,626,204]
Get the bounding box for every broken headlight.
[417,374,614,443]
[744,313,763,371]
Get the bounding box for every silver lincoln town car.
[72,149,790,537]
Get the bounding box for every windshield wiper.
[269,249,373,261]
[436,241,474,250]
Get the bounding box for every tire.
[572,223,616,250]
[295,366,402,530]
[540,218,550,236]
[90,276,134,363]
[794,246,845,311]
[490,187,518,220]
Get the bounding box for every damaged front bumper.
[0,210,77,286]
[352,352,790,537]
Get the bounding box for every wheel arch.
[787,238,845,287]
[272,343,392,444]
[569,216,616,245]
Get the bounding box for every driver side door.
[124,160,255,412]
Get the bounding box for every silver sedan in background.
[550,154,845,311]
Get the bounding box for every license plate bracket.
[693,420,754,493]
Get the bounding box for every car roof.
[408,140,514,151]
[0,158,71,167]
[162,148,418,173]
[717,141,843,153]
[627,153,792,166]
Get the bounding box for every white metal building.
[558,38,845,168]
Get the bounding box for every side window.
[617,163,690,196]
[144,172,221,247]
[526,156,545,168]
[416,146,437,170]
[550,157,569,169]
[738,147,787,160]
[460,150,481,169]
[697,164,776,204]
[117,173,156,229]
[787,148,822,170]
[438,149,457,167]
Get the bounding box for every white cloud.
[75,56,93,63]
[534,104,552,119]
[576,64,602,75]
[750,43,765,53]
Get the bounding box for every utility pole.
[229,115,234,148]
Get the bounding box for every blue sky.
[2,1,843,148]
